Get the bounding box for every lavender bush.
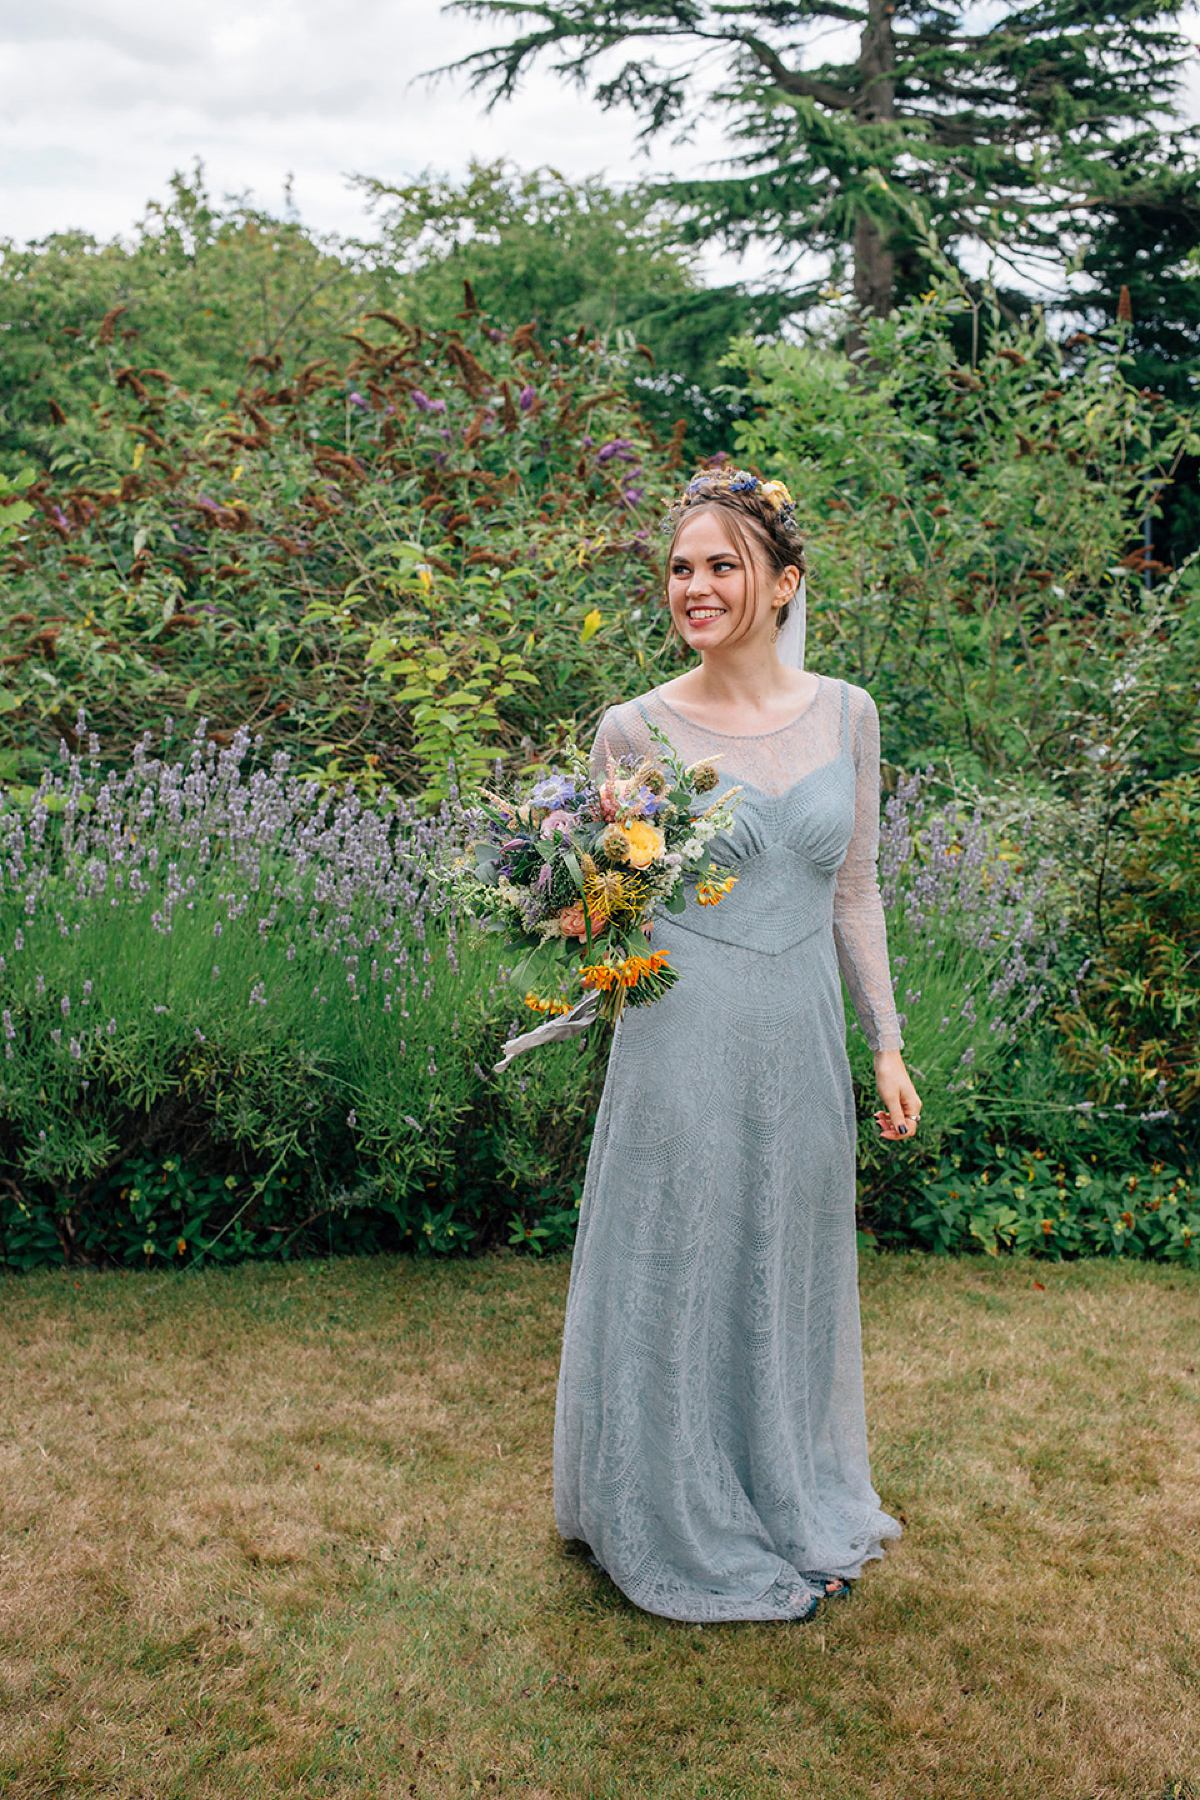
[0,721,531,1264]
[848,771,1061,1168]
[2,731,1184,1270]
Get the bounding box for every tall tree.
[445,0,1200,318]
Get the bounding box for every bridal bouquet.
[452,730,740,1068]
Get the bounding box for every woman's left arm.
[832,688,922,1142]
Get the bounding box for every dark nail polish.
[898,1124,907,1135]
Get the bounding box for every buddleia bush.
[1,305,685,789]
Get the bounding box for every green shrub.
[1054,773,1200,1147]
[731,283,1199,788]
[870,1138,1200,1266]
[848,770,1061,1176]
[1,305,685,786]
[0,726,604,1268]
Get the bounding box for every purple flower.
[597,438,635,464]
[519,385,536,411]
[347,391,368,410]
[530,776,575,809]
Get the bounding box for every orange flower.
[558,902,605,941]
[580,951,670,992]
[696,876,737,907]
[524,992,571,1016]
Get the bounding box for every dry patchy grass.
[0,1253,1198,1799]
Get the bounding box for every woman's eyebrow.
[670,550,741,564]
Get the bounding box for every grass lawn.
[1,1251,1198,1799]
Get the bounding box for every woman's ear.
[775,564,800,606]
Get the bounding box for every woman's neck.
[660,648,816,730]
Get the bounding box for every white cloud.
[0,0,1196,301]
[0,0,719,245]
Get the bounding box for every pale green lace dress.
[553,676,904,1621]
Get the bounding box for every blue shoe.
[809,1573,853,1602]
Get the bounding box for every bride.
[553,467,921,1622]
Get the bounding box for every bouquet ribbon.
[493,991,601,1072]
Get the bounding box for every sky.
[0,0,727,245]
[2,0,1199,284]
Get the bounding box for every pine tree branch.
[736,32,859,109]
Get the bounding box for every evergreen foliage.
[447,0,1200,321]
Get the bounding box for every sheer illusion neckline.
[652,674,824,740]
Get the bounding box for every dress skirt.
[553,908,901,1623]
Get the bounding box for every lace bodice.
[589,676,903,1053]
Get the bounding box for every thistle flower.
[689,763,719,794]
[597,824,631,865]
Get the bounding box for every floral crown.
[663,467,797,534]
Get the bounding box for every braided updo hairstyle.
[664,468,806,629]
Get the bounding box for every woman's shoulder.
[593,690,661,738]
[819,675,878,727]
[601,688,660,722]
[589,690,662,763]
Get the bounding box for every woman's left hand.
[873,1049,922,1141]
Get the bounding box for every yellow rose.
[619,819,665,869]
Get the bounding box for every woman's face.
[667,508,792,655]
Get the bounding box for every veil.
[774,574,807,670]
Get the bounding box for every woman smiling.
[553,466,921,1622]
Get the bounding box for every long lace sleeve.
[588,704,652,782]
[833,689,903,1053]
